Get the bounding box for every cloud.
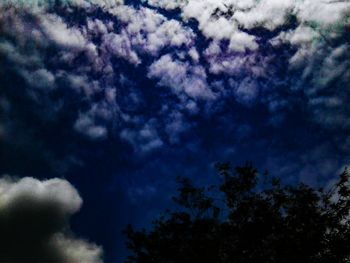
[147,0,184,10]
[203,41,268,77]
[1,0,123,9]
[0,176,103,263]
[120,118,164,153]
[22,68,56,90]
[1,2,350,260]
[229,31,258,52]
[74,113,108,140]
[0,0,350,158]
[102,31,141,65]
[296,0,350,25]
[232,0,295,30]
[108,5,195,56]
[148,54,215,99]
[165,110,189,144]
[229,77,259,105]
[40,14,88,48]
[188,47,200,63]
[0,1,201,154]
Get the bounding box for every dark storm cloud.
[0,176,102,263]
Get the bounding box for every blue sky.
[0,0,349,262]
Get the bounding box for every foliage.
[125,163,350,263]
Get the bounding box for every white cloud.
[0,0,123,9]
[146,19,194,53]
[271,25,319,48]
[109,6,195,56]
[233,0,295,30]
[229,31,258,52]
[0,177,82,213]
[204,44,268,77]
[203,41,222,57]
[102,31,141,65]
[188,47,200,63]
[40,14,88,48]
[296,0,350,25]
[1,0,350,155]
[87,18,109,35]
[74,113,108,140]
[53,234,103,263]
[0,176,103,263]
[148,54,215,99]
[147,0,185,10]
[201,17,236,40]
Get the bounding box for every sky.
[0,0,349,262]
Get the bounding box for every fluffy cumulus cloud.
[0,176,102,263]
[0,0,199,156]
[108,5,195,55]
[0,0,349,159]
[148,54,214,99]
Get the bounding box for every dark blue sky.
[0,0,350,262]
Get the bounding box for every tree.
[124,163,350,263]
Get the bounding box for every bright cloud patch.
[0,176,103,263]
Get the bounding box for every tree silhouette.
[124,163,350,263]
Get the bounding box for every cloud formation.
[148,54,214,99]
[1,1,350,261]
[0,0,349,159]
[0,176,103,263]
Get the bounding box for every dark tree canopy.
[124,163,350,263]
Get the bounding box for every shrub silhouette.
[125,163,350,263]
